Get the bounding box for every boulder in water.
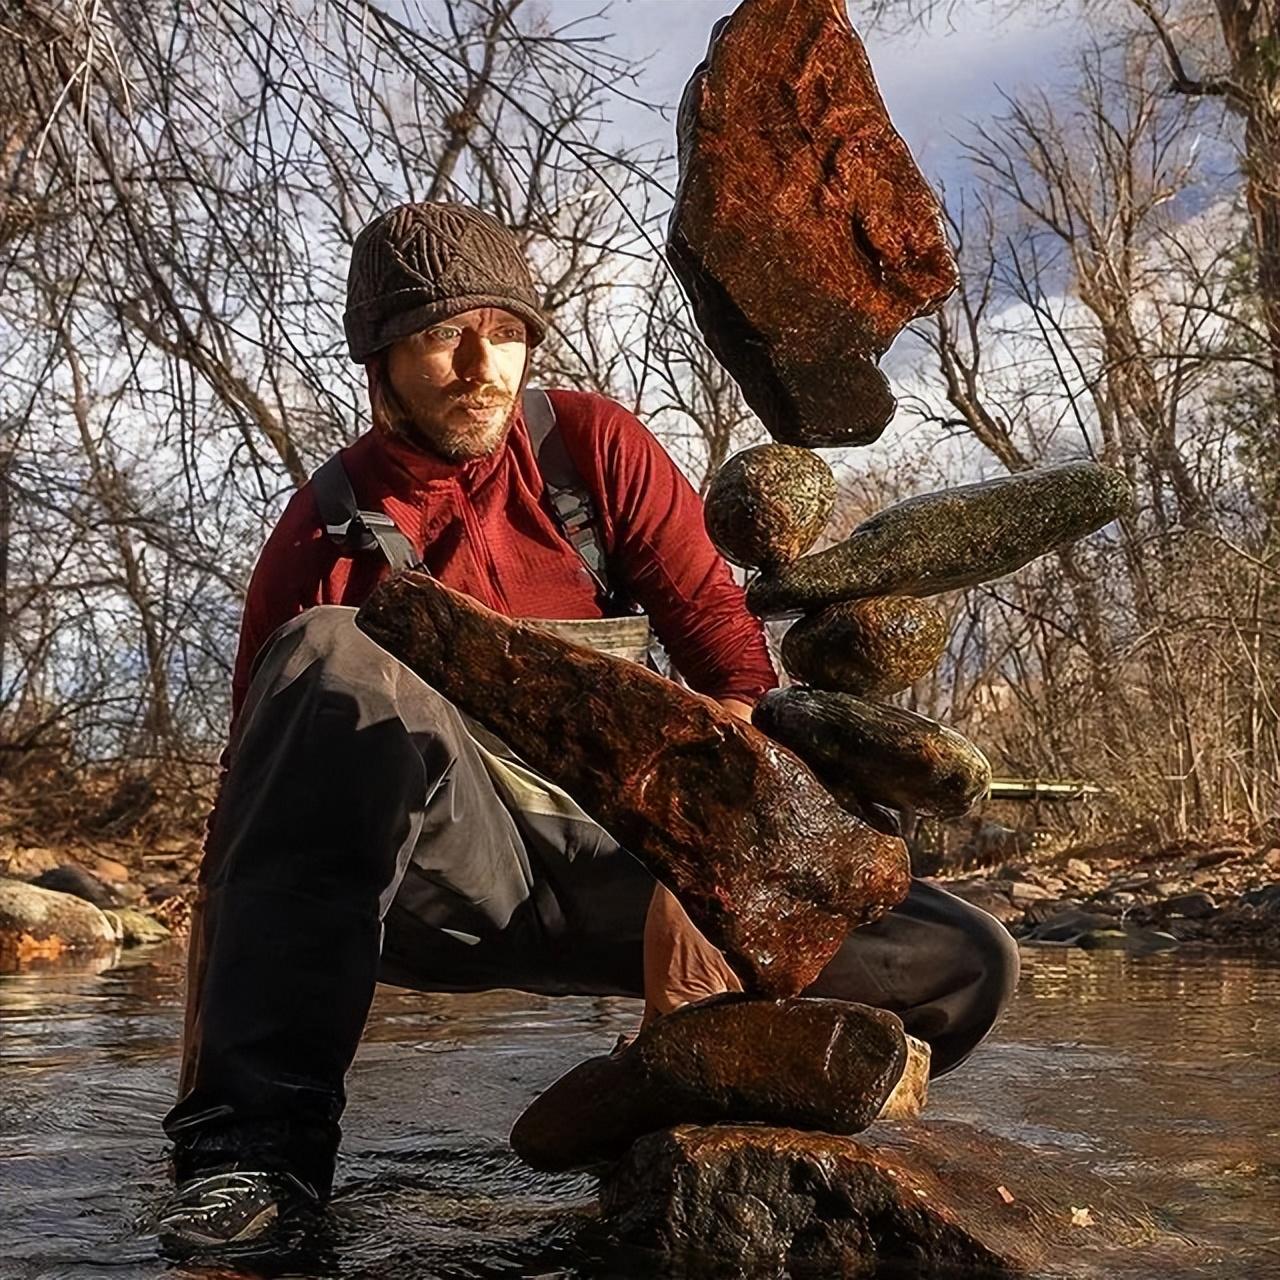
[0,876,117,969]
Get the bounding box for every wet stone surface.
[781,595,948,696]
[749,462,1134,618]
[357,572,910,998]
[510,996,907,1172]
[667,0,956,448]
[754,686,992,818]
[703,444,836,571]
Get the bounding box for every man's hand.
[718,697,755,724]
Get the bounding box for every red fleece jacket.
[231,388,778,719]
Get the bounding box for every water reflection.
[1,944,1277,1279]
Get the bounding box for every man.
[157,201,1018,1257]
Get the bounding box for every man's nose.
[455,330,499,383]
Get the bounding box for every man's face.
[380,307,529,460]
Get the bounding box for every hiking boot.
[155,1168,320,1258]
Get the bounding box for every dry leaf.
[996,1185,1016,1205]
[1070,1205,1095,1227]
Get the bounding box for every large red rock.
[356,573,909,998]
[668,0,957,448]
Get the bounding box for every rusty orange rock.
[668,0,957,447]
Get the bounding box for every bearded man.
[156,201,1018,1258]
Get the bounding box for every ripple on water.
[1,943,1277,1278]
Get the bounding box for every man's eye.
[428,327,461,342]
[496,326,525,341]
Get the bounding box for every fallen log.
[668,0,957,447]
[356,572,910,997]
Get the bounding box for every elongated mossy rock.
[753,687,991,818]
[511,996,907,1172]
[357,573,910,998]
[668,0,957,447]
[704,444,836,570]
[749,462,1133,618]
[782,597,947,696]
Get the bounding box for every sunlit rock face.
[667,0,957,449]
[748,461,1134,618]
[356,572,910,999]
[509,996,908,1172]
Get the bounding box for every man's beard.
[423,396,517,460]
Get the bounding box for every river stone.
[357,572,910,998]
[0,876,117,968]
[103,907,172,946]
[32,863,122,908]
[667,0,956,448]
[781,596,947,696]
[753,687,991,818]
[510,996,908,1172]
[749,461,1134,617]
[704,445,836,570]
[600,1120,1173,1274]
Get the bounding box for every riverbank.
[2,827,1278,957]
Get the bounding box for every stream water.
[2,943,1277,1279]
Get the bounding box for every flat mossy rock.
[704,444,836,570]
[782,596,947,696]
[600,1121,1184,1274]
[357,572,910,998]
[511,997,907,1172]
[0,877,117,969]
[753,687,991,818]
[749,462,1133,617]
[668,0,956,448]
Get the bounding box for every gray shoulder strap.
[311,453,418,572]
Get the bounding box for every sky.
[541,0,1089,197]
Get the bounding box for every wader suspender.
[309,389,620,611]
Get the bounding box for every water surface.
[2,945,1277,1278]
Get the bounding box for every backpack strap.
[523,388,620,610]
[311,453,418,572]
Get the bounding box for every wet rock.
[32,864,122,909]
[753,686,991,818]
[1240,884,1280,913]
[667,0,956,447]
[1024,909,1178,953]
[357,572,910,998]
[749,462,1133,617]
[704,445,836,570]
[939,878,1023,926]
[0,877,117,968]
[1161,892,1217,920]
[781,596,946,697]
[600,1121,1167,1273]
[511,997,907,1172]
[877,1034,930,1120]
[103,907,171,946]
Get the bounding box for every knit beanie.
[343,201,548,362]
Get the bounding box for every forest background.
[1,0,1276,862]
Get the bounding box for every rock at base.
[601,1121,1171,1274]
[0,876,118,969]
[511,997,907,1173]
[103,906,172,946]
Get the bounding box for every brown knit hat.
[343,202,548,362]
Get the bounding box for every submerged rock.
[704,444,835,570]
[0,877,117,969]
[511,996,907,1172]
[357,572,910,998]
[753,686,991,818]
[600,1120,1174,1274]
[103,907,171,946]
[781,596,947,696]
[749,461,1133,617]
[667,0,956,447]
